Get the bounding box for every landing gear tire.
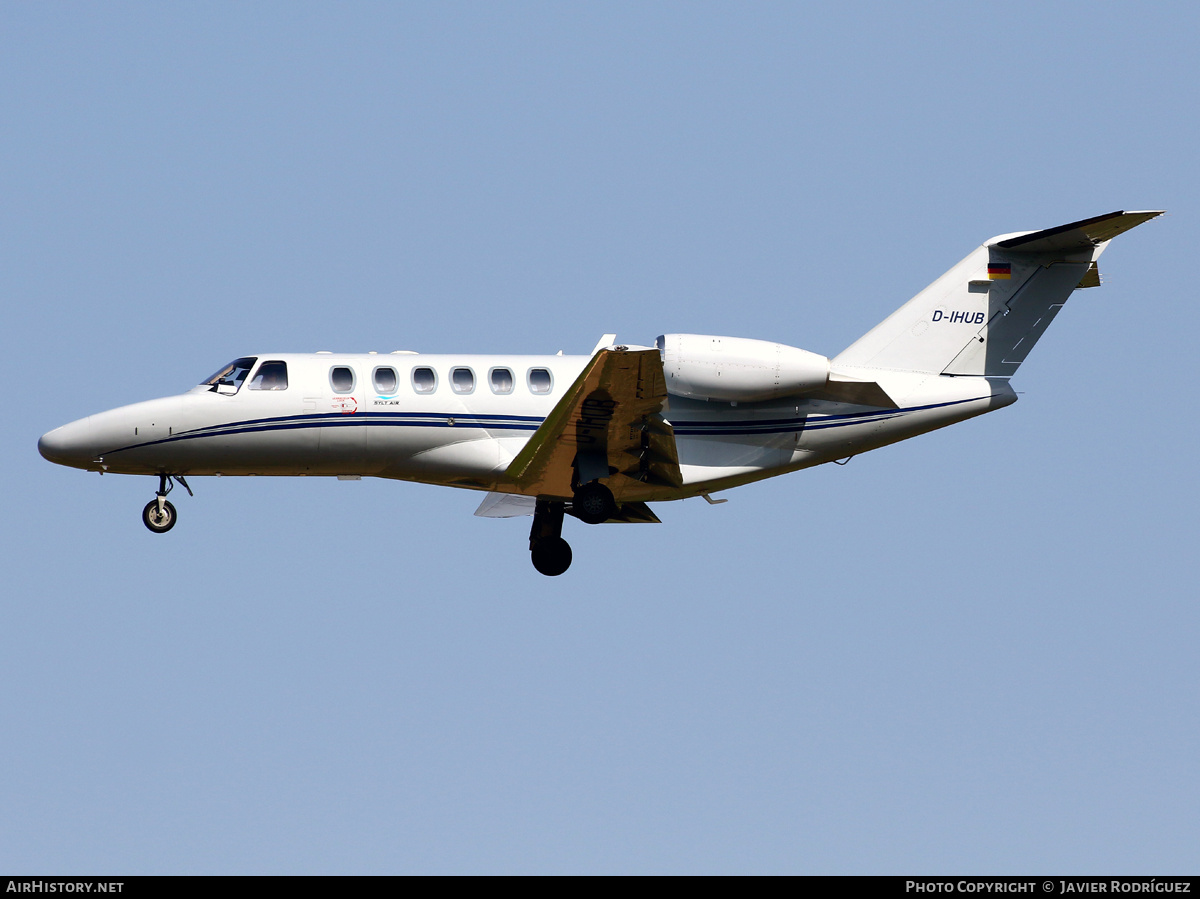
[142,499,177,534]
[573,482,616,525]
[531,536,572,576]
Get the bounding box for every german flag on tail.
[988,262,1011,280]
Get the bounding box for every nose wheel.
[142,499,177,533]
[142,473,191,534]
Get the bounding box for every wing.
[504,346,682,500]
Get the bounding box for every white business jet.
[39,211,1161,575]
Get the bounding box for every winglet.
[591,334,617,355]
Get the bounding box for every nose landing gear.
[529,499,572,576]
[142,473,191,534]
[142,498,177,533]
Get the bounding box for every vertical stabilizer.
[832,211,1163,377]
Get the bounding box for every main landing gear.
[572,481,617,525]
[142,473,192,534]
[529,500,572,576]
[527,482,619,575]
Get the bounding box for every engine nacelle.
[656,334,829,402]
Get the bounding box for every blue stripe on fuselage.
[101,397,981,456]
[670,398,976,437]
[102,411,545,455]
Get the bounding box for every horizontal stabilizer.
[995,210,1163,253]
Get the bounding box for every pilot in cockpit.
[249,361,288,391]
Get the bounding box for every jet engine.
[656,334,830,402]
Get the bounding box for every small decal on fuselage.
[333,396,358,414]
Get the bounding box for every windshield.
[202,357,258,392]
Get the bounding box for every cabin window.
[489,367,514,395]
[412,367,437,394]
[528,368,553,395]
[248,360,288,390]
[373,366,399,395]
[202,357,257,394]
[330,366,355,394]
[451,367,475,394]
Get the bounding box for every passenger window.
[412,367,437,394]
[451,367,475,394]
[373,366,399,395]
[489,367,514,395]
[248,360,288,390]
[528,368,553,395]
[330,366,355,394]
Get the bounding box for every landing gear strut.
[142,473,191,534]
[529,499,572,576]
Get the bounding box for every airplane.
[38,210,1162,575]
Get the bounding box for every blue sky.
[2,1,1196,873]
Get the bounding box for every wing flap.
[473,491,660,523]
[473,492,539,518]
[566,500,662,524]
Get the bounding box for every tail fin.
[832,211,1163,377]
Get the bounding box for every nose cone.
[38,418,96,469]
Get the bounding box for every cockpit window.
[203,357,257,394]
[248,360,288,390]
